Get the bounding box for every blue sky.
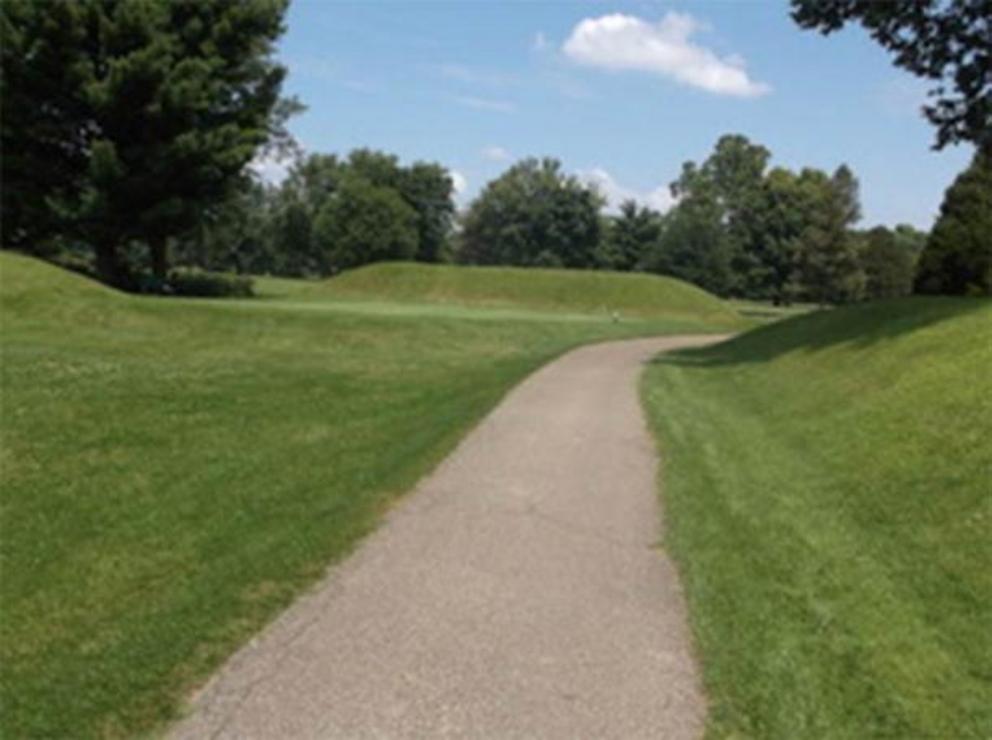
[267,0,974,229]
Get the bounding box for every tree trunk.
[94,244,130,290]
[149,236,168,284]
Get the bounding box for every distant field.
[643,297,992,738]
[0,253,738,738]
[292,261,745,327]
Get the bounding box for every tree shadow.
[655,297,990,368]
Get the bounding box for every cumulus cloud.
[562,12,770,98]
[481,146,511,162]
[250,151,294,185]
[450,169,468,197]
[578,168,675,214]
[454,95,516,113]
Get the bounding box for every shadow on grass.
[655,297,990,368]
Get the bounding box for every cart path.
[171,335,725,739]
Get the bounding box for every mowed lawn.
[643,298,992,738]
[0,253,741,738]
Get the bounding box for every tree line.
[1,0,987,299]
[175,134,987,304]
[455,138,935,304]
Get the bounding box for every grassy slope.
[0,253,737,738]
[300,261,743,327]
[643,298,992,738]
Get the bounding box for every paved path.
[171,335,724,739]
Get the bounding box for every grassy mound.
[643,297,992,738]
[314,262,742,326]
[0,253,734,739]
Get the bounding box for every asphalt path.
[171,335,725,739]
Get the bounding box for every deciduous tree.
[791,0,992,150]
[458,158,604,268]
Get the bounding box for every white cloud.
[453,95,516,113]
[250,151,294,185]
[481,146,511,162]
[562,12,770,98]
[578,168,675,214]
[533,31,549,52]
[450,169,468,197]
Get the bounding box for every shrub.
[166,268,254,298]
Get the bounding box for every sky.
[264,0,975,230]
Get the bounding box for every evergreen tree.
[1,0,295,288]
[915,150,992,295]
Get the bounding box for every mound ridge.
[320,262,742,325]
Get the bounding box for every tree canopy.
[457,158,604,269]
[791,0,992,151]
[915,149,992,295]
[1,0,295,288]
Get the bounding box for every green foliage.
[647,195,736,297]
[199,149,456,278]
[791,0,992,150]
[0,252,734,738]
[458,158,604,268]
[668,135,772,297]
[0,0,295,287]
[644,297,992,738]
[166,269,255,298]
[915,149,992,295]
[599,200,665,271]
[857,226,917,300]
[792,166,866,305]
[314,178,420,271]
[648,135,865,305]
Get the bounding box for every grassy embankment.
[0,253,742,738]
[643,298,991,738]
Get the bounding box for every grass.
[299,261,744,327]
[726,298,818,324]
[642,297,992,738]
[0,253,740,738]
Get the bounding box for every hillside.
[642,297,992,738]
[311,262,743,327]
[0,253,734,739]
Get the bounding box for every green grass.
[0,253,738,738]
[726,298,818,324]
[642,297,992,738]
[299,261,744,327]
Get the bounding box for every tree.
[598,201,665,271]
[400,162,456,263]
[756,167,809,304]
[915,149,992,295]
[1,0,294,288]
[793,166,866,304]
[261,150,455,274]
[174,178,277,275]
[458,158,604,268]
[858,226,917,300]
[670,135,772,296]
[791,0,992,150]
[645,195,735,296]
[892,223,929,256]
[313,178,419,272]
